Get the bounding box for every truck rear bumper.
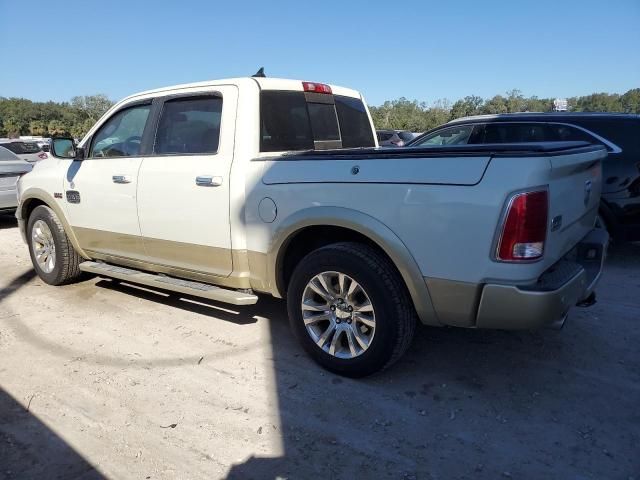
[475,228,608,330]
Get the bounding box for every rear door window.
[154,96,223,155]
[546,124,600,143]
[0,143,20,154]
[0,146,20,161]
[478,123,547,143]
[260,91,374,152]
[1,142,41,154]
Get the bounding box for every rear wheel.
[287,242,416,377]
[27,205,83,285]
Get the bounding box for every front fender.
[18,188,89,259]
[267,206,439,326]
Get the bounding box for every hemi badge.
[54,192,63,199]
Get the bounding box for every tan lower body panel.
[74,227,272,292]
[424,277,483,327]
[74,227,147,260]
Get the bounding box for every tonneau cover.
[270,141,600,161]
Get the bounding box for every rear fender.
[268,206,439,326]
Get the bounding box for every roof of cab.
[120,77,363,104]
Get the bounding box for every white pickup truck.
[16,76,608,376]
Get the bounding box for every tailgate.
[546,146,607,259]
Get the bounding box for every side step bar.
[79,261,258,306]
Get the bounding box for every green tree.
[70,94,113,121]
[29,120,48,136]
[620,88,640,113]
[449,95,484,120]
[482,95,508,114]
[524,96,552,112]
[574,93,622,112]
[70,118,95,139]
[47,119,70,136]
[505,89,526,113]
[2,117,23,137]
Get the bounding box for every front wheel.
[27,205,83,285]
[286,242,416,377]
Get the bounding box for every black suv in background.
[408,113,640,242]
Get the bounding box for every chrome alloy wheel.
[301,271,376,359]
[31,220,56,273]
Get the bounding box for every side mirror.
[51,137,85,160]
[41,144,50,152]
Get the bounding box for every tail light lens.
[497,190,548,261]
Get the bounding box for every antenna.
[252,67,266,78]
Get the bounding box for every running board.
[79,261,258,305]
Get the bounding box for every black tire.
[286,242,417,377]
[27,205,83,285]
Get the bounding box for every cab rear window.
[260,91,374,152]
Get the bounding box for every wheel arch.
[19,189,89,259]
[269,207,439,326]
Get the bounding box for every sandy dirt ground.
[0,212,638,480]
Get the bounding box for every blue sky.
[1,0,638,106]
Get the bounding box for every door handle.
[112,175,132,184]
[196,175,223,187]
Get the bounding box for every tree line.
[369,88,640,132]
[0,88,638,139]
[0,95,114,138]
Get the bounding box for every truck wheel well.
[278,225,403,296]
[22,198,47,221]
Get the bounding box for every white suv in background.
[0,139,49,163]
[0,146,32,213]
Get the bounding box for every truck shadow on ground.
[1,243,638,478]
[0,387,105,480]
[226,241,640,479]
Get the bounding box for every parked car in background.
[36,139,51,152]
[0,139,49,163]
[408,113,640,241]
[0,146,32,213]
[376,129,414,147]
[396,130,417,144]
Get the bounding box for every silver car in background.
[0,146,33,213]
[0,140,49,163]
